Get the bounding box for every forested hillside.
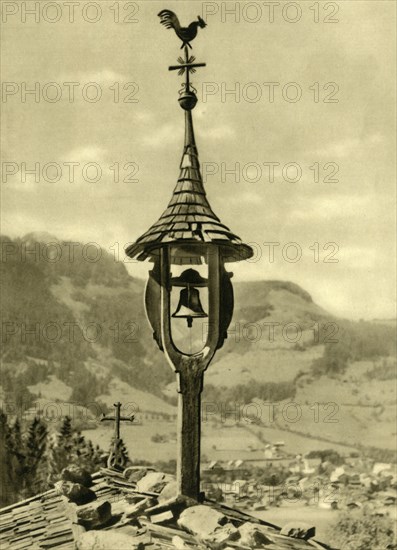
[1,233,396,458]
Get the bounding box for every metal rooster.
[158,10,207,49]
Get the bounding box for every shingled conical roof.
[126,109,252,265]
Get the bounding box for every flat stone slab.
[239,522,274,547]
[136,472,171,494]
[177,504,226,537]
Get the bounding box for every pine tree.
[12,418,22,450]
[71,430,86,459]
[0,413,15,505]
[48,416,104,481]
[70,431,104,471]
[10,417,26,497]
[22,416,48,497]
[59,415,73,442]
[0,412,12,467]
[1,414,49,502]
[0,413,27,502]
[48,415,74,481]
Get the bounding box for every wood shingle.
[126,111,252,264]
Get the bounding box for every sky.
[1,0,396,320]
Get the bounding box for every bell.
[172,285,207,328]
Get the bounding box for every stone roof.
[125,111,253,265]
[0,466,338,550]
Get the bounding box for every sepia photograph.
[1,1,396,548]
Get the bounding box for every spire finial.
[158,11,207,109]
[169,46,206,110]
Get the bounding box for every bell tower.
[126,24,253,501]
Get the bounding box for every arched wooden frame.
[144,244,234,499]
[159,245,220,372]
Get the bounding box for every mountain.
[0,234,396,458]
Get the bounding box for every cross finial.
[168,46,206,95]
[100,402,134,470]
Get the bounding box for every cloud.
[339,246,379,270]
[63,146,107,163]
[2,146,110,192]
[198,124,236,141]
[313,133,385,158]
[289,194,372,221]
[57,69,127,85]
[141,123,180,148]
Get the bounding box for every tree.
[327,508,396,550]
[306,449,345,466]
[312,340,351,377]
[1,412,105,506]
[48,416,105,482]
[0,412,15,506]
[0,414,49,503]
[48,416,73,479]
[22,417,48,497]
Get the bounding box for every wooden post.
[177,368,204,499]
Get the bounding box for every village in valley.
[200,443,397,531]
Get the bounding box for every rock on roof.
[0,466,338,550]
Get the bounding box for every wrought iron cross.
[168,45,206,93]
[101,401,134,439]
[100,402,134,469]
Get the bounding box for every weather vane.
[158,10,207,103]
[158,10,206,49]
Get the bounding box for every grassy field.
[206,345,324,387]
[83,422,264,463]
[83,418,360,464]
[83,420,178,462]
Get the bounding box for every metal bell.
[172,285,207,327]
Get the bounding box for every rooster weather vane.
[158,10,207,103]
[158,10,206,49]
